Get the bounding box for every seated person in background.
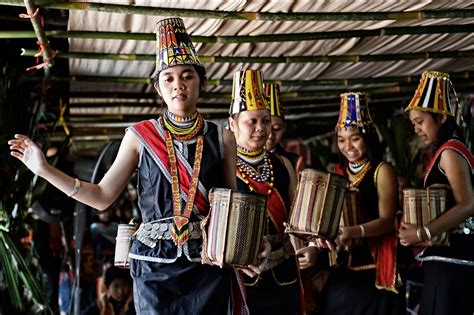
[90,209,118,261]
[97,266,135,315]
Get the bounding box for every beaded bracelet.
[67,178,81,197]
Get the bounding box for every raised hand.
[8,134,48,175]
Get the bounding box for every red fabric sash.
[236,168,288,233]
[424,139,474,186]
[368,235,399,293]
[337,163,399,292]
[131,120,209,214]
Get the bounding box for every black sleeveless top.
[419,138,474,264]
[128,119,224,262]
[274,144,302,171]
[340,160,386,267]
[237,152,299,286]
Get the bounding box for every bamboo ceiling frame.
[20,48,474,63]
[1,23,474,43]
[28,70,473,87]
[2,1,474,21]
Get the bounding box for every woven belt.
[452,216,474,235]
[135,220,202,248]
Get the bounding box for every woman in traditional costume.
[228,70,315,314]
[264,83,321,313]
[264,83,305,173]
[9,17,249,314]
[317,92,404,314]
[399,70,474,315]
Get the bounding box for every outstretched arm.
[9,131,140,210]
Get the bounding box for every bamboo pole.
[20,48,474,64]
[1,1,474,21]
[36,70,472,87]
[22,0,55,68]
[2,24,474,42]
[64,82,474,105]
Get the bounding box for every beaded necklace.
[349,158,368,173]
[346,160,372,188]
[167,110,198,122]
[237,150,274,185]
[162,110,203,141]
[237,145,265,163]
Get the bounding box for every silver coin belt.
[135,220,202,248]
[452,216,474,235]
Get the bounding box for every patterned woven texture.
[286,169,347,241]
[340,189,362,248]
[403,187,450,246]
[114,224,137,268]
[155,17,202,74]
[202,188,267,268]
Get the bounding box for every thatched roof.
[1,1,473,147]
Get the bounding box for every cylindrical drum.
[340,189,361,227]
[286,169,348,240]
[340,189,362,248]
[114,224,137,268]
[201,188,267,268]
[289,234,306,252]
[403,187,450,246]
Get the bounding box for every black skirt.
[419,261,474,315]
[131,256,230,315]
[319,267,405,315]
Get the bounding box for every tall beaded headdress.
[405,70,455,116]
[264,83,284,118]
[229,69,269,115]
[336,92,375,132]
[153,17,203,77]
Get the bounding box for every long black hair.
[429,113,465,149]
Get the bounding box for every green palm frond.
[0,227,54,314]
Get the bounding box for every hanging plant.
[0,203,53,314]
[0,62,55,314]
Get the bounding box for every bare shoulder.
[120,129,141,157]
[439,148,471,174]
[376,162,397,185]
[440,148,469,165]
[378,161,396,176]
